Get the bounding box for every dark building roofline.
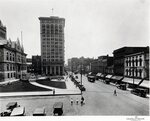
[39,16,65,21]
[113,46,149,54]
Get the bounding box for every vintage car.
[33,107,46,116]
[116,84,127,90]
[10,107,25,116]
[131,88,147,97]
[6,102,18,111]
[0,109,11,117]
[53,102,63,116]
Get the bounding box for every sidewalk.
[0,78,19,85]
[0,76,81,98]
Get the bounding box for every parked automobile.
[87,75,95,82]
[10,107,25,116]
[0,109,11,117]
[6,102,18,111]
[103,79,110,84]
[33,107,46,116]
[53,102,63,116]
[116,84,127,90]
[131,88,147,97]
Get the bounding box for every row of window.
[6,52,26,63]
[125,58,142,67]
[126,55,142,60]
[125,69,142,77]
[6,64,15,71]
[6,72,15,78]
[42,59,63,62]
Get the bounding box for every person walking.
[114,89,117,96]
[81,96,85,105]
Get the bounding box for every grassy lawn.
[0,81,51,92]
[36,79,67,89]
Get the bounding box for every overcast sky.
[0,0,149,63]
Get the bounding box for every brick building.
[0,39,27,82]
[113,47,149,76]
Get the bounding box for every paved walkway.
[0,76,81,98]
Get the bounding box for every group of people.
[70,96,85,105]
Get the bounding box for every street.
[70,74,149,115]
[0,74,149,116]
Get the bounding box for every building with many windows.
[39,16,65,76]
[113,47,149,76]
[124,47,149,79]
[0,38,27,82]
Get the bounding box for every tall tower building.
[39,16,65,76]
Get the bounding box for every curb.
[0,92,81,98]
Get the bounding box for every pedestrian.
[114,89,117,96]
[76,98,79,104]
[81,96,85,105]
[53,89,55,95]
[70,98,73,105]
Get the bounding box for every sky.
[0,0,149,64]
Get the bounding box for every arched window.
[10,53,12,61]
[135,69,138,77]
[7,64,9,71]
[135,58,138,66]
[139,69,142,78]
[6,52,9,60]
[13,54,15,61]
[139,58,142,66]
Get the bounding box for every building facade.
[39,16,65,76]
[26,58,32,73]
[0,20,6,40]
[113,47,149,76]
[32,55,41,75]
[0,39,27,82]
[90,55,113,74]
[124,47,149,79]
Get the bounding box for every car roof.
[33,107,45,114]
[6,102,17,107]
[53,102,63,108]
[10,107,25,116]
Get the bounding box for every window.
[7,64,9,71]
[6,52,9,60]
[8,73,9,78]
[10,53,12,61]
[13,54,15,61]
[139,58,142,66]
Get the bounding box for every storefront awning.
[105,75,113,79]
[100,74,106,78]
[111,76,123,81]
[122,77,141,85]
[96,73,102,77]
[140,80,149,88]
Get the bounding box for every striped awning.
[96,73,102,77]
[105,75,113,79]
[140,80,149,88]
[111,76,123,81]
[122,77,141,85]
